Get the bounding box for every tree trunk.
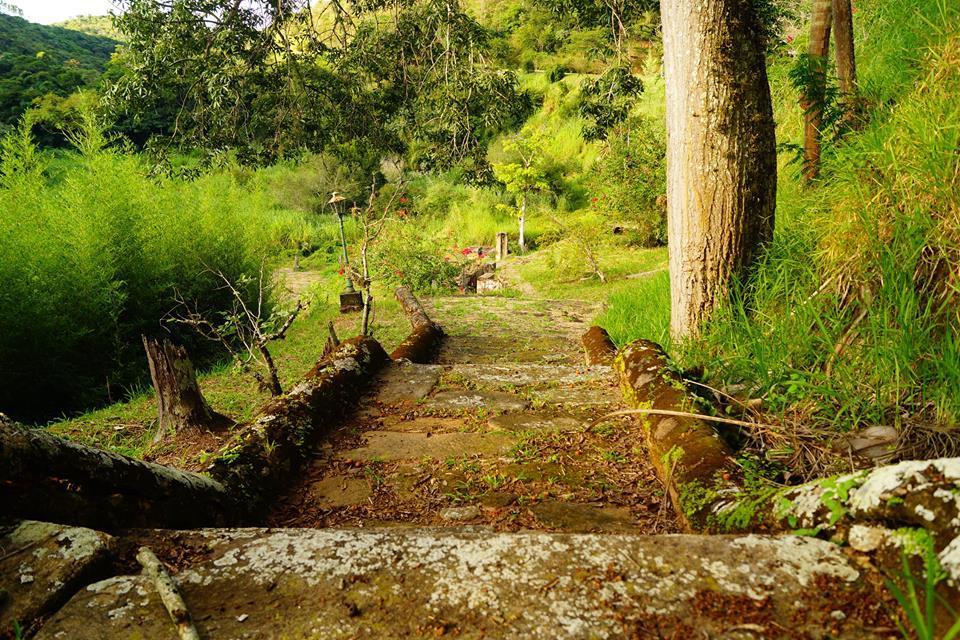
[391,286,445,363]
[0,417,241,529]
[257,344,283,396]
[832,0,859,129]
[518,196,527,252]
[803,0,833,181]
[661,0,777,340]
[142,336,229,441]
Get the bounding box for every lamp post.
[329,192,364,313]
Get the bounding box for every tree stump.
[142,336,230,441]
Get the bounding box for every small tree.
[348,179,407,336]
[493,131,549,252]
[170,263,305,397]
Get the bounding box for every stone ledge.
[37,528,893,639]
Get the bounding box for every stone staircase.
[3,295,905,638]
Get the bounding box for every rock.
[477,273,504,294]
[1,521,113,636]
[338,431,515,462]
[36,528,894,639]
[439,506,481,522]
[846,425,898,461]
[426,390,530,413]
[531,386,620,407]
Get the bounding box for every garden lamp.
[329,192,364,313]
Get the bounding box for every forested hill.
[54,15,122,40]
[0,13,118,125]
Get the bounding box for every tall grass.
[0,117,307,421]
[685,0,960,430]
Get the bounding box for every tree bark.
[518,196,527,252]
[390,286,445,363]
[803,0,834,181]
[0,417,241,529]
[662,0,777,340]
[142,336,229,441]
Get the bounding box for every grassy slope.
[602,0,960,434]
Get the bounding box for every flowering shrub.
[372,225,462,293]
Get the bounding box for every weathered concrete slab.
[372,362,442,405]
[530,502,635,532]
[379,415,470,433]
[488,413,583,433]
[1,521,112,636]
[37,528,894,639]
[339,431,515,462]
[438,336,577,365]
[449,364,612,389]
[532,386,620,407]
[308,476,373,508]
[426,390,530,413]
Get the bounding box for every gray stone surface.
[488,413,583,433]
[339,431,515,462]
[1,521,112,636]
[37,528,892,639]
[532,386,620,407]
[450,364,611,389]
[372,362,442,405]
[426,390,530,413]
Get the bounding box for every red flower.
[338,267,345,275]
[461,248,472,255]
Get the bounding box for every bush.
[586,116,666,247]
[0,120,306,421]
[371,222,462,294]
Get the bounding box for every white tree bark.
[662,0,778,339]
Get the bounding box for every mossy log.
[581,326,617,366]
[614,340,741,531]
[209,336,389,516]
[0,419,239,529]
[390,286,444,363]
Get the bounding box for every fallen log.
[614,340,741,532]
[580,326,617,366]
[0,418,240,530]
[209,336,390,515]
[390,286,444,363]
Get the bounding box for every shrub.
[586,116,666,247]
[0,119,305,421]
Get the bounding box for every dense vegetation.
[603,0,960,459]
[0,13,117,126]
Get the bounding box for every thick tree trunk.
[142,336,229,440]
[832,0,856,96]
[662,0,777,340]
[803,0,833,181]
[0,417,240,529]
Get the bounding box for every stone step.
[1,522,113,637]
[338,430,516,462]
[36,527,894,639]
[447,363,613,389]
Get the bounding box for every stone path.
[268,296,679,533]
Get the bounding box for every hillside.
[0,13,117,125]
[54,14,122,40]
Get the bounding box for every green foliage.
[578,66,643,140]
[0,13,117,126]
[885,538,960,640]
[586,115,666,246]
[372,222,462,294]
[108,0,530,168]
[0,116,307,420]
[55,15,124,40]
